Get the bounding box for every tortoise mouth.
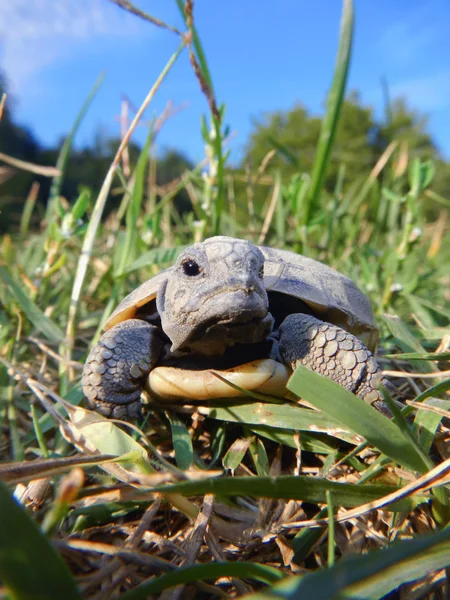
[197,288,268,314]
[163,288,273,355]
[179,310,274,355]
[189,312,267,339]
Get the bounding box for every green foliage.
[243,97,450,219]
[308,0,354,216]
[0,74,194,232]
[246,527,450,600]
[288,365,431,474]
[0,481,81,600]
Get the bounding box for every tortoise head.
[156,236,274,354]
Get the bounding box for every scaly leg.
[82,319,163,419]
[277,313,391,413]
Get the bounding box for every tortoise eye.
[182,259,201,277]
[259,266,264,279]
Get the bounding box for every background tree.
[242,92,450,202]
[2,70,450,235]
[377,98,438,159]
[0,69,194,232]
[0,74,43,226]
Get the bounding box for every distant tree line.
[243,90,450,204]
[0,74,194,232]
[1,73,449,233]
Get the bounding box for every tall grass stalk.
[63,42,186,378]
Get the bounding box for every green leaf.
[71,190,89,221]
[168,414,193,470]
[66,404,152,474]
[412,397,450,454]
[0,481,81,600]
[409,158,435,193]
[249,438,270,476]
[116,125,155,276]
[152,474,425,511]
[120,561,282,600]
[208,422,227,468]
[246,527,450,600]
[383,314,435,373]
[268,136,299,167]
[287,364,429,473]
[222,437,253,471]
[407,379,450,414]
[274,171,286,242]
[250,426,339,454]
[0,265,64,342]
[199,400,358,444]
[292,506,328,561]
[307,0,353,221]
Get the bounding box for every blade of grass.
[326,490,335,567]
[198,400,359,444]
[109,0,183,35]
[26,381,200,521]
[46,73,104,221]
[402,379,450,418]
[246,527,450,600]
[115,124,154,276]
[287,364,430,473]
[412,398,450,454]
[384,351,450,361]
[274,171,286,243]
[0,151,59,177]
[380,387,448,523]
[175,0,225,234]
[0,265,63,342]
[267,136,299,168]
[64,42,185,372]
[222,437,253,471]
[168,414,193,470]
[152,474,425,512]
[383,313,436,373]
[120,561,283,600]
[19,182,40,235]
[0,481,82,600]
[306,0,353,223]
[249,437,270,476]
[124,246,186,274]
[249,426,340,454]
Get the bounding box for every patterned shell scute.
[260,246,378,348]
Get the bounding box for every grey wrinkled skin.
[82,236,392,418]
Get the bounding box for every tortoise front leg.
[277,313,390,413]
[82,319,164,419]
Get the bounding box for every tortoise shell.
[104,245,378,352]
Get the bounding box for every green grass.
[1,1,450,598]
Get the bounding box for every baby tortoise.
[82,236,390,418]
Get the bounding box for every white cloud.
[389,71,450,111]
[375,0,444,69]
[0,0,147,93]
[377,23,436,68]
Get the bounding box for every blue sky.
[1,0,449,164]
